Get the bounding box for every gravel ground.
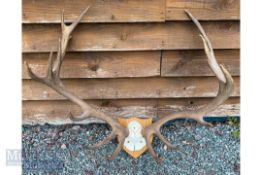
[22,119,240,175]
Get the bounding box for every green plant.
[228,117,240,139]
[228,117,240,126]
[232,129,240,139]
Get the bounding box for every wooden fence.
[22,0,240,124]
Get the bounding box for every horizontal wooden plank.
[23,51,160,79]
[22,77,240,100]
[22,0,165,23]
[166,0,240,21]
[23,98,240,124]
[23,21,240,52]
[162,50,240,77]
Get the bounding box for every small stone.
[164,145,167,151]
[72,125,80,130]
[234,162,240,173]
[182,140,192,145]
[35,126,40,133]
[33,142,38,147]
[185,126,191,131]
[195,135,202,140]
[86,131,90,135]
[61,143,67,149]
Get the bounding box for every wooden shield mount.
[118,117,153,158]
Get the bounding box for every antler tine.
[46,52,55,79]
[145,133,161,163]
[142,10,234,162]
[107,137,125,160]
[53,7,90,75]
[26,7,91,107]
[155,130,177,149]
[88,132,116,149]
[69,6,90,33]
[26,7,128,159]
[185,10,226,83]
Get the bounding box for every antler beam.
[141,10,234,162]
[26,7,128,160]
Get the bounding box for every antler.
[142,10,234,162]
[26,7,128,160]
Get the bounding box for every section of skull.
[124,121,146,151]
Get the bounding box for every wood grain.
[23,51,160,79]
[23,98,240,124]
[22,0,165,23]
[23,21,240,52]
[162,49,240,77]
[166,0,240,21]
[22,77,240,100]
[22,0,241,125]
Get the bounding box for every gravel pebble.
[72,125,81,130]
[22,120,240,175]
[61,143,67,149]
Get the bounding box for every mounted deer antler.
[141,10,234,162]
[26,7,128,160]
[26,8,233,162]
